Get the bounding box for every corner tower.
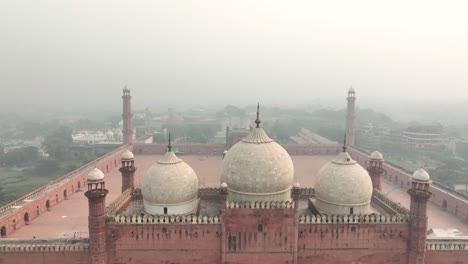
[408,168,432,264]
[122,87,133,145]
[346,87,356,146]
[85,168,109,264]
[368,151,384,191]
[119,149,136,193]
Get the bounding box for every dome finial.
[255,102,261,128]
[342,133,347,152]
[168,131,172,152]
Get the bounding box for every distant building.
[401,124,444,150]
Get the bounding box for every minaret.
[85,168,109,264]
[368,151,385,191]
[122,87,133,145]
[346,87,356,146]
[407,168,432,264]
[119,149,136,193]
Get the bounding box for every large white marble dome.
[314,150,373,215]
[141,151,199,215]
[221,122,294,202]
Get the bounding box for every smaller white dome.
[413,168,430,181]
[88,168,105,182]
[221,182,228,188]
[122,150,134,160]
[293,183,301,188]
[370,151,383,160]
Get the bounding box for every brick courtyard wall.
[222,207,298,264]
[0,145,129,238]
[107,223,221,264]
[0,239,89,264]
[425,250,467,263]
[134,143,341,156]
[0,252,89,264]
[297,222,410,264]
[348,147,468,223]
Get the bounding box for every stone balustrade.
[426,240,468,250]
[298,214,410,224]
[372,189,410,215]
[0,239,89,252]
[106,188,134,215]
[225,200,295,209]
[108,214,221,224]
[299,188,314,197]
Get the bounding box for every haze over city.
[1,0,467,117]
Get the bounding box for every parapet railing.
[198,188,221,197]
[372,189,410,215]
[106,188,134,215]
[225,200,295,209]
[300,188,314,197]
[0,239,89,252]
[298,214,410,224]
[0,144,129,215]
[108,214,221,224]
[426,239,468,250]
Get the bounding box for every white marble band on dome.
[228,186,292,196]
[143,197,198,215]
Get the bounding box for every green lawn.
[0,160,87,206]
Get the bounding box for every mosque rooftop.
[6,154,468,240]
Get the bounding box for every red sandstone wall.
[0,146,129,238]
[297,223,409,263]
[134,143,340,156]
[107,224,221,264]
[348,148,468,223]
[425,250,467,264]
[0,252,89,264]
[222,208,297,264]
[134,143,226,156]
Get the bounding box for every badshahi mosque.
[0,88,466,264]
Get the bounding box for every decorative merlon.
[298,214,410,224]
[426,240,468,250]
[108,214,221,224]
[225,200,295,209]
[0,240,89,252]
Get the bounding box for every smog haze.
[1,0,467,118]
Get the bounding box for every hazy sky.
[1,0,467,110]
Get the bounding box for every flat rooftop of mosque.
[7,154,468,240]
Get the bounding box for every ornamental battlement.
[427,239,468,250]
[108,214,221,224]
[225,200,295,209]
[298,214,410,224]
[0,239,89,252]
